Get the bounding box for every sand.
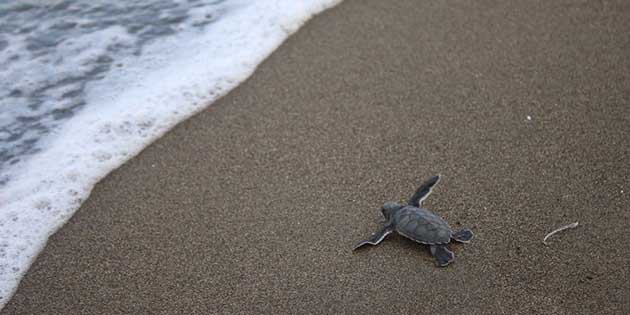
[4,0,630,314]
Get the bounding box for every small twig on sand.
[543,222,579,245]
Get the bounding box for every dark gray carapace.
[353,175,473,267]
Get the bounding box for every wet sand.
[3,0,630,314]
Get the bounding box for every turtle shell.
[393,206,452,245]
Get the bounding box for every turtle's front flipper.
[408,175,440,207]
[430,245,454,267]
[452,228,474,243]
[353,225,394,251]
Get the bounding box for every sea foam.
[0,0,340,307]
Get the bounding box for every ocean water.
[0,0,340,307]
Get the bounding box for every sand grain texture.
[4,0,630,314]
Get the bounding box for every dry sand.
[4,0,630,314]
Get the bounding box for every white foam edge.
[0,0,341,308]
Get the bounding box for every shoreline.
[4,0,630,314]
[0,1,340,304]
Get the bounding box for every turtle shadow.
[353,232,466,261]
[395,233,466,250]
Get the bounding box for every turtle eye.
[381,206,389,218]
[382,202,397,218]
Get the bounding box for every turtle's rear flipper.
[352,225,394,251]
[452,229,474,243]
[430,245,454,267]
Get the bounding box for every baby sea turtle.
[353,175,473,267]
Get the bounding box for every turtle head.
[382,201,402,220]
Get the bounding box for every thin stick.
[543,222,579,245]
